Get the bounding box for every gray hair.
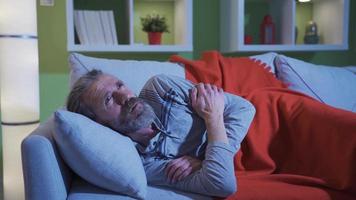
[66,69,103,120]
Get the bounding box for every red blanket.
[170,51,356,200]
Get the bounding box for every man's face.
[83,74,155,134]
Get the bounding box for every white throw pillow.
[53,110,147,199]
[275,55,356,112]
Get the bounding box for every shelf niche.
[220,0,349,52]
[66,0,192,52]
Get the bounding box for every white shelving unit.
[66,0,192,52]
[220,0,349,52]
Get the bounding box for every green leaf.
[140,14,169,33]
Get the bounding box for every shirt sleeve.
[142,141,237,197]
[223,93,256,153]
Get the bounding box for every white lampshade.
[0,0,39,200]
[0,38,39,123]
[0,0,37,35]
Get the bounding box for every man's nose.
[112,91,133,106]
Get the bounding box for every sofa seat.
[68,176,212,200]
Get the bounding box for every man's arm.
[141,74,255,152]
[165,156,202,183]
[223,92,256,152]
[142,141,237,197]
[141,75,255,196]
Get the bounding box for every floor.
[1,124,39,200]
[1,178,3,200]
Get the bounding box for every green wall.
[296,3,313,44]
[37,0,356,121]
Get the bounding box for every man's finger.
[204,83,212,92]
[166,159,185,182]
[212,85,218,93]
[166,164,179,182]
[165,158,182,175]
[197,83,206,97]
[190,88,197,105]
[171,163,189,183]
[177,166,192,182]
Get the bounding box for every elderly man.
[66,69,255,197]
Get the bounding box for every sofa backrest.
[68,53,186,96]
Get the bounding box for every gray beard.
[115,97,156,134]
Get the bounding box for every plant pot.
[148,32,162,45]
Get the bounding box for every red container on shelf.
[244,35,253,44]
[148,32,162,45]
[260,15,276,44]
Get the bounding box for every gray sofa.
[21,52,356,200]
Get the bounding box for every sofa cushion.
[53,110,147,199]
[68,53,185,95]
[274,55,356,112]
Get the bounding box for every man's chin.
[117,101,155,134]
[116,119,153,135]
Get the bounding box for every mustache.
[121,97,144,114]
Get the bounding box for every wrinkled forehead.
[95,74,120,90]
[83,74,120,107]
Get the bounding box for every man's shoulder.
[148,74,179,83]
[141,74,177,95]
[144,74,184,88]
[141,74,192,101]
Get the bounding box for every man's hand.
[190,83,225,123]
[165,156,202,183]
[190,83,228,143]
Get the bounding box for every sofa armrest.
[21,117,72,200]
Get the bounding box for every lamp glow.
[0,38,39,123]
[298,0,311,2]
[0,0,40,200]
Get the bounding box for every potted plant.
[140,14,169,45]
